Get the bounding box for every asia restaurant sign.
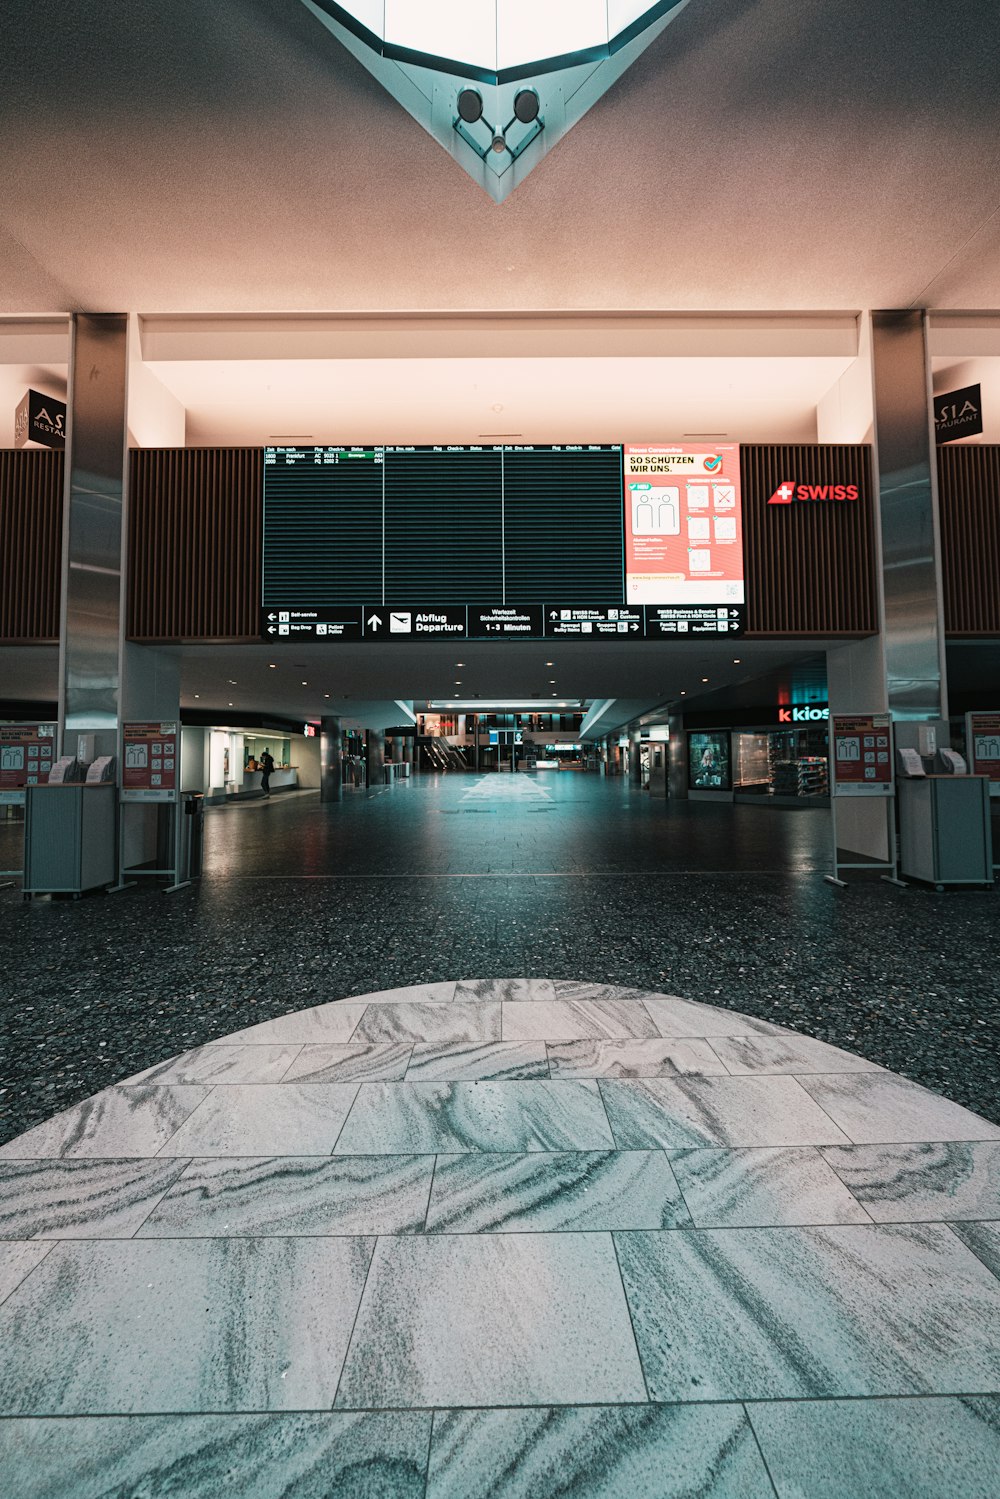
[14,389,66,450]
[934,383,982,443]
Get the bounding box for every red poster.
[0,723,56,790]
[122,721,178,798]
[831,715,893,791]
[623,444,744,606]
[966,712,1000,783]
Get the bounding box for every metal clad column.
[870,311,949,719]
[58,314,130,754]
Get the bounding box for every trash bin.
[182,792,205,879]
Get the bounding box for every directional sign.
[367,606,467,638]
[260,608,364,641]
[645,604,746,637]
[469,605,543,638]
[544,606,644,639]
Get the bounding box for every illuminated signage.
[14,389,66,450]
[777,704,829,723]
[623,445,745,631]
[768,481,858,504]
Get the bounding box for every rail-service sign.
[623,445,745,634]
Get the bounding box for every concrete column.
[667,712,687,799]
[320,716,342,803]
[366,730,385,787]
[391,735,404,764]
[629,732,642,784]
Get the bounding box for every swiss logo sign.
[768,480,859,505]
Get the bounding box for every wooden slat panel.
[937,445,1000,636]
[0,448,63,642]
[741,445,877,636]
[127,448,262,641]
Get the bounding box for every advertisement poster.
[122,721,178,802]
[966,712,1000,792]
[623,445,744,608]
[0,723,56,801]
[688,732,732,791]
[830,714,893,795]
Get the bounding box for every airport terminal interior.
[1,1,1000,1495]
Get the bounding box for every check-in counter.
[242,767,298,794]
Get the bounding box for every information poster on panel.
[623,445,745,633]
[966,712,1000,794]
[0,723,56,803]
[830,714,893,795]
[122,722,178,802]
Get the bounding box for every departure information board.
[262,443,747,642]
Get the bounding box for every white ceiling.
[162,353,851,445]
[0,0,998,315]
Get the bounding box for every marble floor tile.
[669,1146,872,1227]
[281,1043,413,1084]
[615,1222,1000,1401]
[641,997,789,1038]
[821,1141,1000,1222]
[344,981,457,1005]
[951,1221,1000,1279]
[425,1150,690,1233]
[709,1033,882,1075]
[0,1158,191,1240]
[599,1076,850,1149]
[501,1001,660,1042]
[154,1084,360,1156]
[0,1086,212,1160]
[336,1232,647,1408]
[0,1236,374,1414]
[427,1402,774,1499]
[126,1044,302,1085]
[138,1155,434,1236]
[333,1081,616,1155]
[551,981,665,1004]
[0,1410,432,1499]
[748,1394,1000,1499]
[546,1038,728,1079]
[455,978,557,1003]
[353,1002,501,1045]
[221,1002,368,1045]
[405,1041,549,1082]
[797,1073,1000,1144]
[0,1243,52,1305]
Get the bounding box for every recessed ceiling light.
[324,693,331,698]
[456,662,465,667]
[545,661,554,667]
[301,681,308,686]
[702,677,709,683]
[194,694,200,699]
[228,702,233,707]
[733,658,741,664]
[455,681,462,685]
[549,680,556,684]
[269,663,277,669]
[680,690,686,696]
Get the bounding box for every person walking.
[259,747,275,798]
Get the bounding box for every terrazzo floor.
[1,773,998,1147]
[1,977,999,1497]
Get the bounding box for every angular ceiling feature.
[299,0,694,201]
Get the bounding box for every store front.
[685,705,830,806]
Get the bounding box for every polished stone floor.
[1,773,998,1147]
[0,977,999,1497]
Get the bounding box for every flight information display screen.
[261,443,746,643]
